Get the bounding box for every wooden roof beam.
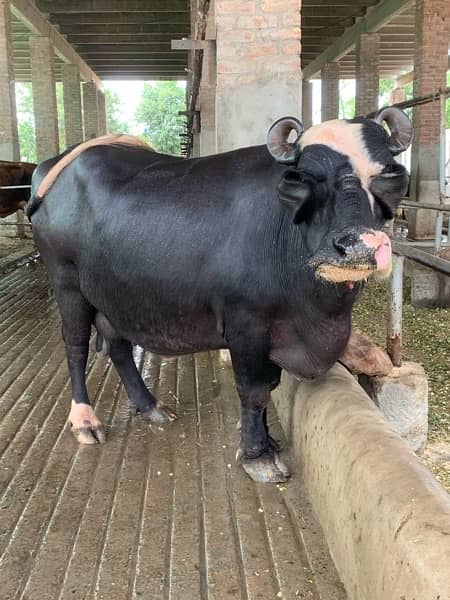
[37,0,188,12]
[302,0,414,80]
[58,23,189,34]
[48,13,190,25]
[11,0,102,86]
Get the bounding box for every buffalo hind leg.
[228,321,289,483]
[50,265,105,444]
[95,313,176,423]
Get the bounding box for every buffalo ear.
[370,163,409,207]
[267,117,303,164]
[278,170,312,224]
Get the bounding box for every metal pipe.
[365,86,450,118]
[387,254,404,367]
[0,185,32,190]
[392,240,450,276]
[400,201,450,212]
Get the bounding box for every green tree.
[56,82,65,150]
[15,83,36,162]
[378,79,394,108]
[105,88,130,133]
[15,82,65,160]
[135,81,185,155]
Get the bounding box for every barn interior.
[0,2,449,599]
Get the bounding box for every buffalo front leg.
[107,337,176,423]
[229,336,288,483]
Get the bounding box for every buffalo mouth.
[316,262,376,283]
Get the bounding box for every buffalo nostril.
[333,234,353,256]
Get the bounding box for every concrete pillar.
[408,0,450,239]
[321,62,339,122]
[301,80,313,129]
[30,35,59,160]
[62,63,83,147]
[215,0,301,153]
[97,89,107,135]
[82,81,99,139]
[355,33,380,116]
[0,0,19,160]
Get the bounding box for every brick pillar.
[83,81,99,139]
[30,35,59,160]
[62,63,83,147]
[97,89,107,135]
[199,40,216,156]
[408,0,450,238]
[355,33,380,116]
[390,86,405,105]
[302,79,313,129]
[215,1,301,152]
[321,62,339,122]
[0,1,19,160]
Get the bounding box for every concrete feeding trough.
[273,364,450,600]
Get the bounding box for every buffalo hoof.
[69,401,106,445]
[139,403,177,423]
[236,448,290,483]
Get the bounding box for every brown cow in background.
[0,160,36,218]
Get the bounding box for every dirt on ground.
[0,232,35,268]
[353,276,450,492]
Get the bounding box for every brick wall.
[82,81,99,139]
[321,62,339,121]
[408,0,450,236]
[412,0,450,148]
[0,0,19,160]
[30,35,59,161]
[355,33,380,116]
[97,89,107,136]
[62,64,83,147]
[214,0,301,151]
[390,87,405,105]
[215,0,301,90]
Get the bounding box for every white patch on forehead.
[299,120,384,210]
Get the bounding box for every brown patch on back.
[36,134,154,199]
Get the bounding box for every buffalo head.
[266,107,412,285]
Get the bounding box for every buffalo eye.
[370,163,409,213]
[277,169,313,224]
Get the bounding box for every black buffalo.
[27,110,412,483]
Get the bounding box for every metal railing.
[384,87,450,367]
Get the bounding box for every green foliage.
[15,83,36,162]
[104,87,130,133]
[56,82,65,150]
[378,79,394,107]
[135,82,185,155]
[338,80,355,119]
[15,82,65,160]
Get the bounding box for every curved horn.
[267,117,304,164]
[374,107,413,156]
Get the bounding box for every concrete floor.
[0,263,345,600]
